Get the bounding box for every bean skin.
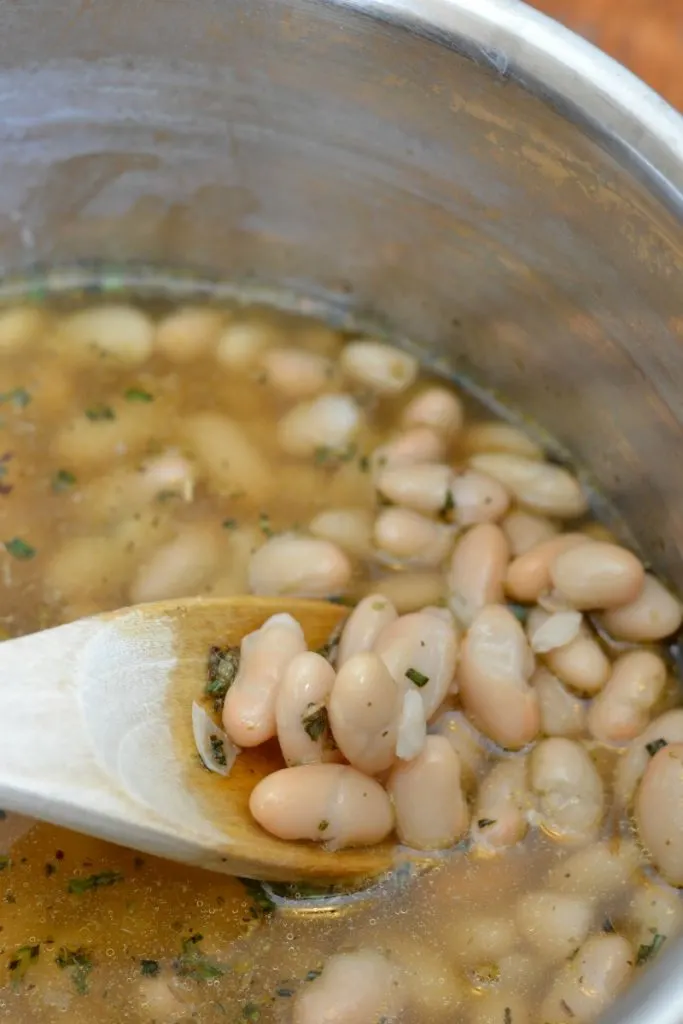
[373,611,459,720]
[468,453,588,518]
[249,764,394,848]
[447,524,509,627]
[587,650,667,744]
[309,506,374,558]
[515,890,594,962]
[340,338,418,394]
[448,469,511,527]
[530,738,604,843]
[458,605,539,750]
[614,709,683,807]
[401,386,464,438]
[504,533,587,604]
[292,950,403,1024]
[129,525,221,604]
[248,534,352,598]
[387,736,469,850]
[222,613,306,747]
[502,509,559,556]
[550,542,645,611]
[375,462,453,514]
[635,742,683,886]
[533,667,587,738]
[540,934,633,1023]
[328,652,402,774]
[337,593,398,667]
[373,507,455,567]
[275,652,339,767]
[471,757,530,850]
[600,573,683,642]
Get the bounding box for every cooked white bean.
[129,525,221,604]
[446,913,517,964]
[374,507,454,567]
[340,338,418,394]
[248,534,352,597]
[373,611,459,719]
[614,709,683,807]
[587,650,667,744]
[530,738,604,843]
[541,934,633,1024]
[447,524,509,627]
[388,939,465,1018]
[53,400,161,470]
[0,305,48,354]
[462,421,544,460]
[222,613,306,747]
[336,593,398,667]
[635,742,683,886]
[183,412,271,502]
[469,993,531,1024]
[277,393,362,457]
[516,890,593,962]
[275,652,338,767]
[401,386,464,438]
[526,608,581,654]
[371,426,447,474]
[469,453,588,518]
[309,506,373,558]
[44,534,133,604]
[56,304,154,365]
[328,652,402,774]
[292,950,403,1024]
[422,604,455,623]
[375,462,452,514]
[627,883,683,951]
[155,306,224,362]
[546,839,642,900]
[471,757,530,850]
[600,573,683,641]
[533,667,587,738]
[204,525,262,598]
[502,509,559,556]
[504,534,588,603]
[550,542,645,611]
[388,736,468,849]
[214,320,279,369]
[396,689,428,760]
[260,346,334,399]
[458,605,539,750]
[367,571,446,612]
[429,710,488,791]
[542,621,612,696]
[249,763,394,847]
[449,469,511,526]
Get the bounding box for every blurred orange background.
[531,0,683,109]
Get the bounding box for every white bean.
[461,421,544,460]
[277,393,362,457]
[292,950,403,1024]
[367,571,446,612]
[260,346,334,399]
[129,525,221,604]
[138,451,196,502]
[401,386,464,439]
[275,652,338,766]
[516,890,594,962]
[505,534,588,603]
[587,650,667,744]
[371,426,447,473]
[0,305,48,354]
[387,939,465,1018]
[627,883,683,952]
[471,757,530,850]
[340,338,418,394]
[447,524,509,627]
[530,738,604,843]
[550,542,645,610]
[635,742,683,886]
[542,622,611,697]
[214,320,280,369]
[600,573,683,642]
[614,709,683,807]
[248,534,352,597]
[222,613,306,746]
[374,507,454,567]
[56,304,154,365]
[249,763,394,847]
[458,605,539,750]
[448,469,511,527]
[308,507,373,558]
[445,913,518,964]
[429,710,488,791]
[337,594,398,667]
[387,736,468,849]
[469,453,587,518]
[44,534,133,604]
[528,609,582,654]
[53,401,162,470]
[184,412,272,502]
[375,462,452,514]
[155,306,224,362]
[502,510,559,556]
[373,611,459,719]
[328,652,402,774]
[533,668,587,738]
[540,934,633,1023]
[545,840,642,901]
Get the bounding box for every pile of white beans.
[2,297,683,1024]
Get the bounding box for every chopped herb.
[68,870,123,894]
[318,820,329,832]
[439,489,455,519]
[4,537,36,560]
[301,705,329,742]
[241,1004,261,1022]
[55,946,93,994]
[210,734,227,767]
[507,603,529,624]
[358,454,370,473]
[314,443,357,467]
[637,932,666,965]
[305,969,322,982]
[646,738,668,757]
[222,518,238,530]
[327,595,356,607]
[174,933,224,981]
[155,489,182,503]
[206,645,241,706]
[8,944,40,983]
[45,862,57,877]
[85,404,115,421]
[560,999,575,1017]
[504,1009,513,1024]
[4,890,16,904]
[0,809,5,819]
[0,387,31,409]
[477,818,497,829]
[140,959,160,977]
[238,878,275,917]
[124,387,154,403]
[52,469,77,493]
[1,855,12,872]
[371,600,388,611]
[259,512,273,536]
[405,667,429,688]
[276,985,295,997]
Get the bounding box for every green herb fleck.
[241,1004,261,1022]
[405,667,429,688]
[222,518,238,530]
[507,603,529,624]
[8,944,40,984]
[52,469,77,493]
[238,878,275,918]
[276,985,295,997]
[504,1008,513,1024]
[55,946,93,994]
[155,489,182,503]
[210,734,227,767]
[259,512,273,537]
[206,645,241,707]
[372,600,388,611]
[85,404,115,421]
[439,489,455,520]
[302,705,329,742]
[637,932,666,965]
[45,862,57,877]
[4,537,36,560]
[327,595,356,607]
[318,820,329,832]
[646,738,668,757]
[314,443,357,468]
[124,387,154,403]
[0,387,31,409]
[0,856,11,872]
[477,818,497,829]
[358,454,370,473]
[140,959,160,977]
[68,870,123,894]
[174,933,224,981]
[305,969,322,982]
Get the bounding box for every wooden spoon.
[0,596,395,883]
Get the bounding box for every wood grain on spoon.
[0,596,396,883]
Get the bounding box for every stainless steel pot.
[0,0,682,1020]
